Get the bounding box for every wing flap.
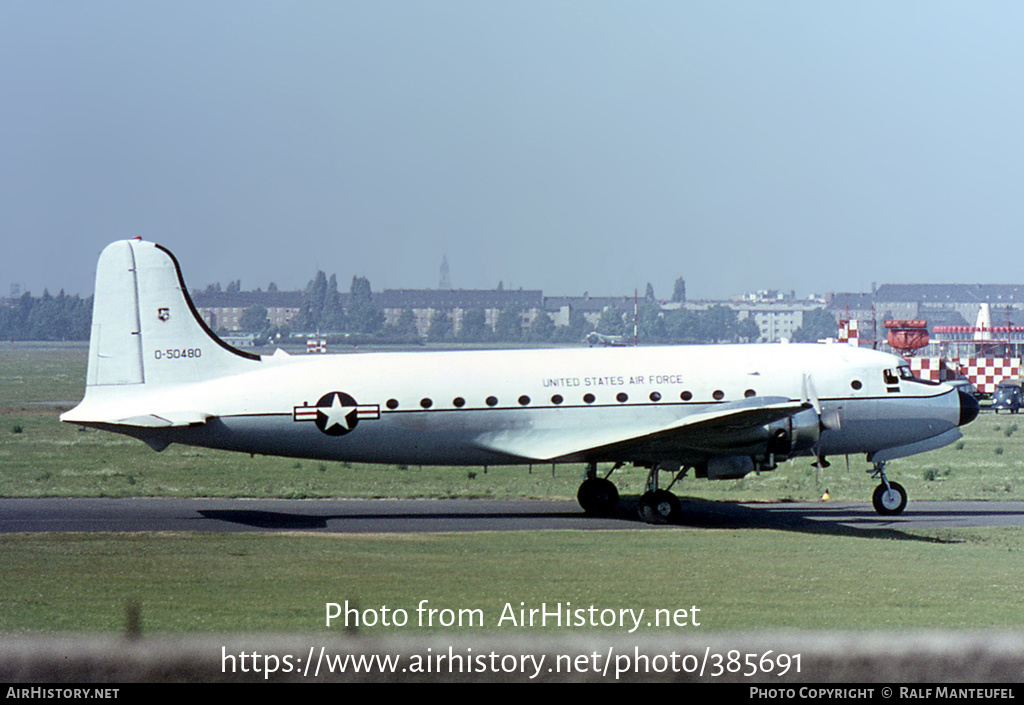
[475,397,810,462]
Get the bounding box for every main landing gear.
[869,461,907,516]
[577,462,619,517]
[577,462,686,524]
[637,463,684,524]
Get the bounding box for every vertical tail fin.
[83,238,260,390]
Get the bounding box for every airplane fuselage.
[82,343,963,467]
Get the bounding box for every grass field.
[3,528,1024,635]
[4,344,1024,636]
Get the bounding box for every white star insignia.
[319,393,357,432]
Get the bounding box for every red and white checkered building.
[837,318,1021,395]
[908,357,1022,396]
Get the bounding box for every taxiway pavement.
[2,497,1023,534]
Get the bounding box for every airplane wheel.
[638,490,680,524]
[872,482,907,516]
[577,478,619,515]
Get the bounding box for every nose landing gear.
[869,461,907,516]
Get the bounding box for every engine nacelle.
[765,408,821,460]
[704,455,755,479]
[684,407,824,480]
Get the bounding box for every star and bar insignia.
[293,392,380,436]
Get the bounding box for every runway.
[3,497,1024,534]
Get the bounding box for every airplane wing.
[474,397,812,462]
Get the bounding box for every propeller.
[802,374,842,431]
[802,373,842,470]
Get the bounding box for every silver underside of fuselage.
[108,388,963,470]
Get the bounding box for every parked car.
[991,380,1024,413]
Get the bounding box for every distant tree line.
[2,272,830,346]
[235,269,777,345]
[593,303,762,345]
[790,309,839,343]
[0,291,92,341]
[287,271,385,335]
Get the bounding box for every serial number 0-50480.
[154,348,202,360]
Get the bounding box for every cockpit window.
[888,365,941,386]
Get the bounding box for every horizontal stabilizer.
[475,397,810,462]
[61,407,211,428]
[113,412,212,428]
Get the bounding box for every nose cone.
[958,390,980,426]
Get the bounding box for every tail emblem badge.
[293,392,380,436]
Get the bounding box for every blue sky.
[4,1,1024,300]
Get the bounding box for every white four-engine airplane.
[62,239,980,522]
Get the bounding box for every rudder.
[86,239,145,386]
